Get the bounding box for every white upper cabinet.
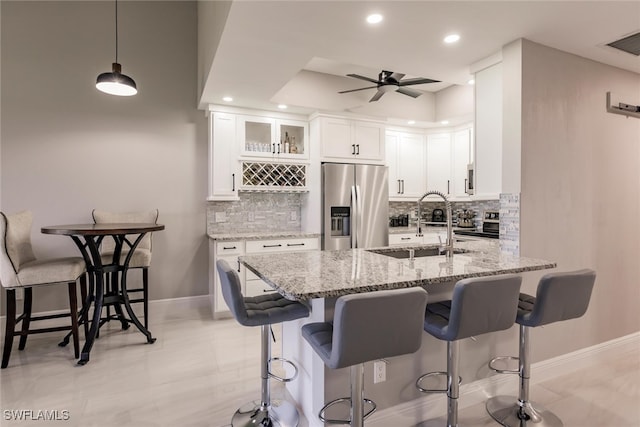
[386,130,426,200]
[237,115,308,161]
[320,116,384,164]
[426,127,472,200]
[208,112,239,201]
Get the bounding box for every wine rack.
[240,162,308,192]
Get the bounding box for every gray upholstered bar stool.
[216,260,310,427]
[302,287,428,427]
[416,274,522,427]
[486,269,596,427]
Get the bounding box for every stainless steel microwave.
[466,163,475,195]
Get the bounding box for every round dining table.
[42,223,165,365]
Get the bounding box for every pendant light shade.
[96,0,137,96]
[96,62,137,96]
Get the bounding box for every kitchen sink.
[367,247,466,259]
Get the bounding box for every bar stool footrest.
[486,395,563,427]
[489,356,520,374]
[268,357,298,383]
[318,397,376,425]
[416,371,462,393]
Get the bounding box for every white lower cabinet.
[210,236,319,317]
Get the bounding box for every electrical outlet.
[373,360,386,383]
[215,212,226,223]
[290,211,297,221]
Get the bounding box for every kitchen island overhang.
[238,241,556,426]
[239,240,556,301]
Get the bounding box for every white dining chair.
[0,210,86,368]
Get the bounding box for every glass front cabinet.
[237,116,308,161]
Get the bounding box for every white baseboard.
[367,331,640,426]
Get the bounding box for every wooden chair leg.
[18,288,33,351]
[68,282,80,359]
[143,268,149,329]
[2,289,17,369]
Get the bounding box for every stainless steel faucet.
[416,190,454,258]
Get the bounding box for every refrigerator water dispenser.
[330,206,351,237]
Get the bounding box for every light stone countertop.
[389,225,473,234]
[208,231,320,241]
[239,240,556,300]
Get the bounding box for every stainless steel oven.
[483,210,499,235]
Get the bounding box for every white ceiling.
[199,1,640,123]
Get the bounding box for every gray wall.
[519,40,640,359]
[1,1,209,313]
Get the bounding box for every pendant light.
[96,0,137,96]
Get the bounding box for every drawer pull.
[401,237,411,241]
[223,246,237,250]
[263,244,282,248]
[287,243,305,247]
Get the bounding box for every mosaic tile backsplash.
[499,193,520,256]
[389,199,500,229]
[207,193,302,235]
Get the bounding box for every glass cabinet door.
[240,116,275,157]
[278,122,306,158]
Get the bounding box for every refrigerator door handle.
[351,185,357,248]
[355,184,363,248]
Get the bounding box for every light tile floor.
[1,305,638,427]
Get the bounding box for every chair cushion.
[100,248,152,268]
[16,257,86,287]
[4,211,36,270]
[301,322,334,365]
[242,292,310,326]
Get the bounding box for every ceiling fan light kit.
[338,70,439,102]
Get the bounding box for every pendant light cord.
[115,0,119,63]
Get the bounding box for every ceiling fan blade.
[346,74,380,84]
[369,90,385,102]
[398,77,441,86]
[338,85,378,94]
[396,87,422,98]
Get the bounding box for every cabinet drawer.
[246,237,318,253]
[216,241,244,255]
[389,233,422,246]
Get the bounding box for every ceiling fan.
[338,70,440,102]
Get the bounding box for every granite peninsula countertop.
[239,241,556,300]
[208,231,320,241]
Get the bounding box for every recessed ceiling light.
[467,79,475,85]
[366,14,383,24]
[443,34,460,44]
[407,120,416,125]
[441,120,450,125]
[278,104,288,109]
[223,96,233,102]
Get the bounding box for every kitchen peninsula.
[239,241,556,425]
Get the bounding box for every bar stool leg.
[418,340,461,427]
[230,324,300,427]
[486,325,563,427]
[351,364,365,427]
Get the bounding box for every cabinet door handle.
[263,244,282,248]
[397,180,401,194]
[287,243,305,247]
[352,144,356,155]
[272,143,276,154]
[232,173,235,191]
[356,144,360,155]
[447,180,450,194]
[277,143,281,154]
[223,246,237,250]
[236,259,241,273]
[465,178,468,194]
[401,237,411,240]
[401,180,405,194]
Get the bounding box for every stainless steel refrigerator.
[322,163,389,250]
